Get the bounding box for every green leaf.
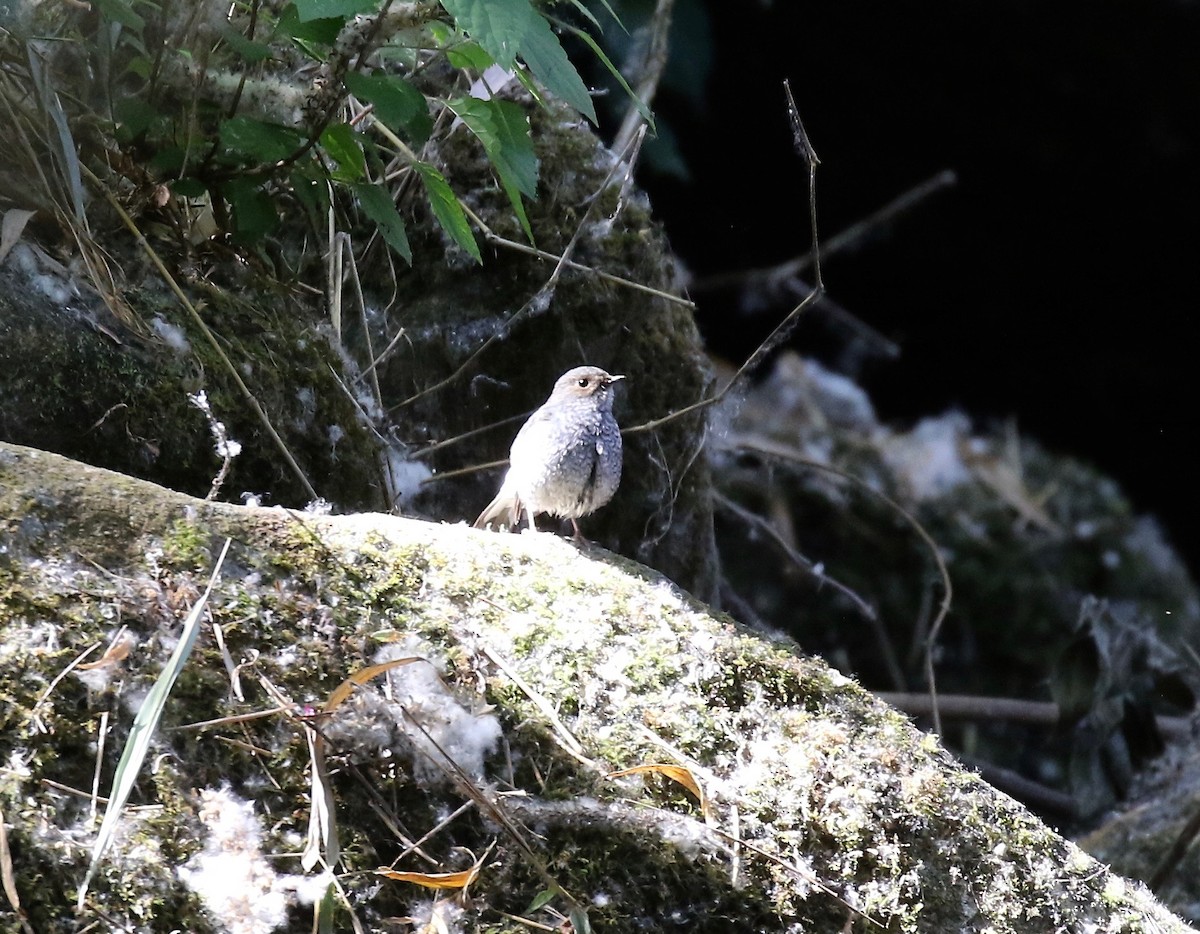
[150,145,187,174]
[113,97,161,139]
[291,167,332,228]
[354,183,412,263]
[447,96,537,241]
[275,3,344,44]
[525,888,557,913]
[442,0,596,122]
[414,162,481,263]
[294,0,374,21]
[170,177,207,198]
[561,22,652,131]
[516,12,596,123]
[315,882,336,933]
[93,0,145,31]
[343,71,432,145]
[125,55,152,80]
[569,906,592,934]
[445,38,494,71]
[77,541,231,910]
[319,123,366,181]
[220,117,305,163]
[221,26,275,63]
[564,0,601,31]
[226,178,280,242]
[574,0,624,29]
[446,97,537,197]
[441,0,529,69]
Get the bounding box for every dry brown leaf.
[609,763,707,809]
[77,629,135,671]
[373,863,480,890]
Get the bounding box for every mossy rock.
[0,441,1189,933]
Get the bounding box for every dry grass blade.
[301,656,430,872]
[325,656,429,711]
[301,725,339,872]
[25,46,86,223]
[706,824,884,929]
[76,538,232,911]
[0,208,35,264]
[479,642,588,761]
[394,706,591,925]
[0,801,35,934]
[80,164,320,502]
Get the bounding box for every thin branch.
[1149,801,1200,893]
[727,437,953,733]
[626,82,824,437]
[879,691,1191,738]
[713,492,877,624]
[463,206,695,308]
[694,169,956,293]
[957,754,1075,817]
[612,0,676,156]
[408,409,530,461]
[83,165,320,501]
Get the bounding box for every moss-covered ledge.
[0,441,1191,933]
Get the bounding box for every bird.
[474,365,624,538]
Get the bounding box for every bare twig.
[612,0,677,156]
[957,754,1075,817]
[30,641,102,733]
[461,205,694,307]
[409,408,531,461]
[694,170,956,292]
[878,692,1191,738]
[625,81,824,438]
[726,437,953,733]
[83,165,320,501]
[713,492,877,624]
[394,706,593,921]
[1149,801,1200,893]
[714,491,907,692]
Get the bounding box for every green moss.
[160,517,213,570]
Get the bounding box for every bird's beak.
[607,374,626,384]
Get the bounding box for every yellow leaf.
[77,630,135,671]
[324,656,427,711]
[373,864,480,890]
[609,763,707,808]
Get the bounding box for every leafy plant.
[68,0,646,266]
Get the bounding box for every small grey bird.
[474,366,624,537]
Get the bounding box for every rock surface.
[0,441,1191,932]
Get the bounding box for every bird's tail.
[473,490,524,531]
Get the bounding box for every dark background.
[607,0,1200,578]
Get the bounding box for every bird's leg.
[570,519,589,544]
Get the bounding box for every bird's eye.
[577,377,590,388]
